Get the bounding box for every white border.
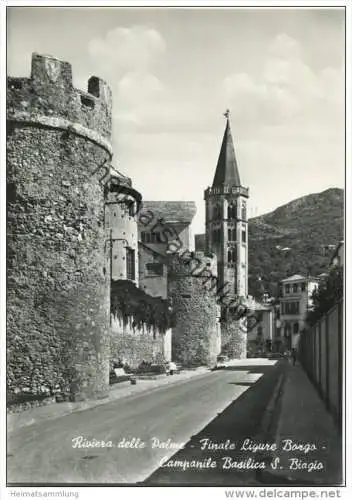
[1,2,350,500]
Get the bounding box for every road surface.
[7,359,283,485]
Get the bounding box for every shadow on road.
[144,361,285,486]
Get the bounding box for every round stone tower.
[7,53,113,401]
[167,251,221,367]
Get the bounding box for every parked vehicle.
[166,361,178,375]
[215,355,228,369]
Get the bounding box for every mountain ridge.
[248,187,344,298]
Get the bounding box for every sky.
[7,6,345,236]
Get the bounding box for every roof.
[280,274,319,283]
[140,201,197,224]
[212,117,242,188]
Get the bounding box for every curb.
[8,367,212,433]
[256,364,339,486]
[255,365,288,484]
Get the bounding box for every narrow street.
[7,360,283,485]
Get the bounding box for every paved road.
[7,360,283,485]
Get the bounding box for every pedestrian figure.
[291,348,297,366]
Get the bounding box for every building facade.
[105,175,142,285]
[247,301,275,355]
[138,201,196,298]
[278,274,319,349]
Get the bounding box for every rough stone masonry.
[7,53,113,402]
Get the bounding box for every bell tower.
[204,110,249,302]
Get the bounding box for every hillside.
[248,188,344,299]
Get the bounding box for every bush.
[111,280,175,334]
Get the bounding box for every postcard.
[3,2,349,499]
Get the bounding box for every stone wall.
[111,317,171,367]
[167,252,221,367]
[221,319,247,359]
[7,53,112,402]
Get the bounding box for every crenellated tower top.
[7,53,112,153]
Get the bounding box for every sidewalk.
[7,366,211,434]
[260,362,343,486]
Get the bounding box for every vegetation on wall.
[111,279,175,334]
[306,265,343,326]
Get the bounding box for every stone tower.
[7,53,112,402]
[204,112,249,358]
[167,251,221,367]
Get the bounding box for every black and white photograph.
[2,0,350,496]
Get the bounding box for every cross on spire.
[224,109,230,120]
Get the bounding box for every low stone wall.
[7,395,56,415]
[110,317,171,368]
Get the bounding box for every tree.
[306,265,343,325]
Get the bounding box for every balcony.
[204,185,249,199]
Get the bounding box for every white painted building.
[278,274,319,349]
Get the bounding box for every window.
[293,283,298,293]
[127,202,135,217]
[141,232,152,244]
[213,229,221,244]
[126,248,135,280]
[228,248,236,265]
[146,263,163,276]
[241,230,246,244]
[241,202,247,221]
[228,228,236,241]
[213,205,221,219]
[227,248,237,266]
[257,326,263,337]
[228,202,237,220]
[151,232,162,244]
[301,282,306,292]
[285,284,290,294]
[283,302,300,315]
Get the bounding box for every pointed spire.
[212,110,241,188]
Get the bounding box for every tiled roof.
[281,274,306,282]
[280,274,317,283]
[140,201,197,224]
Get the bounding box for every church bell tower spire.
[204,111,249,300]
